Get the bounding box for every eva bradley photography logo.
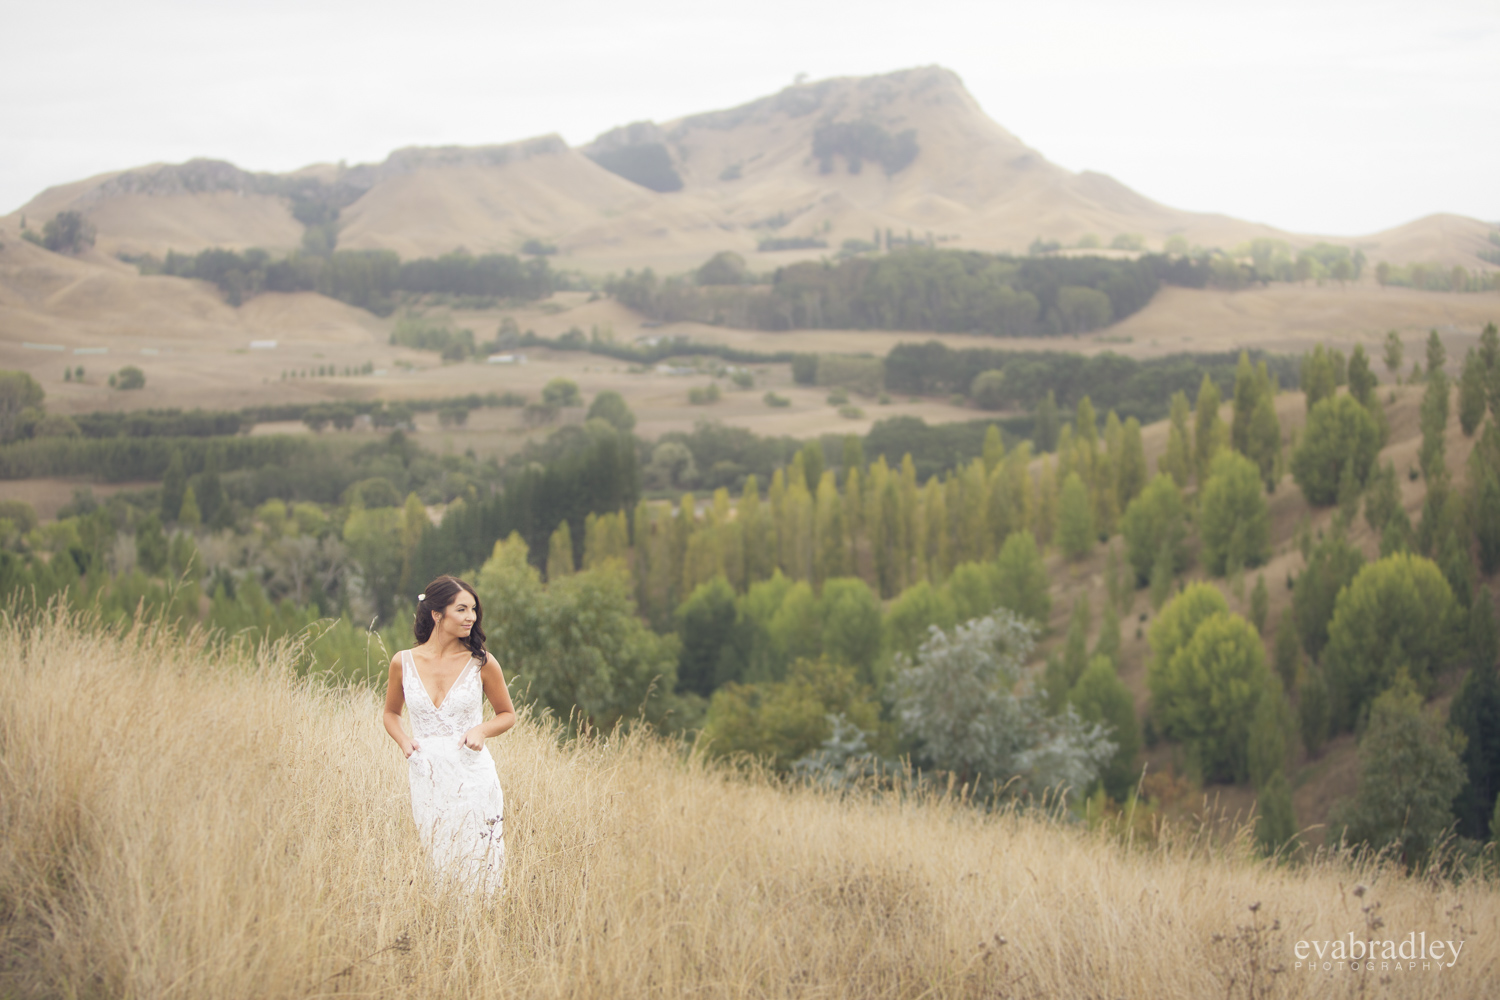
[1294,932,1466,973]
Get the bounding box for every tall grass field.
[1,609,1495,998]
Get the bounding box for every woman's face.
[433,589,478,640]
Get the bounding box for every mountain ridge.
[4,66,1496,271]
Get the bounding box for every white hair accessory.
[417,593,426,601]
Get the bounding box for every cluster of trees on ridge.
[4,325,1500,860]
[606,248,1160,335]
[124,246,556,314]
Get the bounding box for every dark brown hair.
[413,575,487,662]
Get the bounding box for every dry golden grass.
[3,610,1497,999]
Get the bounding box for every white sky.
[3,0,1497,236]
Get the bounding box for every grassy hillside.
[2,611,1496,999]
[6,68,1498,272]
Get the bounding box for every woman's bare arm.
[462,653,516,748]
[382,655,417,757]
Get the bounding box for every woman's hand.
[462,728,485,751]
[405,740,420,759]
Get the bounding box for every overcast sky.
[3,0,1496,235]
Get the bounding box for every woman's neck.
[424,633,470,659]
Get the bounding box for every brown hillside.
[6,67,1497,272]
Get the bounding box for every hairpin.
[417,593,426,601]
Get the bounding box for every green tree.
[547,520,575,579]
[1230,351,1260,455]
[1272,612,1301,692]
[1057,471,1094,560]
[1481,322,1500,418]
[1255,769,1298,856]
[477,534,680,731]
[1323,554,1461,732]
[41,210,96,254]
[970,370,1007,410]
[586,390,636,431]
[1033,389,1060,452]
[1193,374,1224,481]
[1290,394,1380,505]
[1477,469,1500,575]
[1292,535,1364,661]
[1121,474,1187,585]
[1459,348,1487,436]
[1449,591,1500,839]
[702,656,881,771]
[0,370,45,443]
[675,576,739,697]
[160,449,186,523]
[1068,655,1141,801]
[1363,459,1401,535]
[1116,417,1148,510]
[883,580,956,660]
[1419,364,1450,481]
[1147,583,1230,723]
[1300,345,1337,410]
[1149,539,1175,611]
[114,366,146,390]
[1347,344,1377,406]
[1247,685,1297,852]
[342,505,403,623]
[994,530,1050,625]
[542,377,582,407]
[1047,596,1092,711]
[981,424,1004,472]
[819,576,884,688]
[1249,573,1269,635]
[1382,331,1403,383]
[1328,674,1466,867]
[1245,392,1281,490]
[1160,391,1192,487]
[134,513,168,575]
[1154,611,1277,783]
[178,484,202,530]
[1199,451,1270,576]
[1425,328,1447,375]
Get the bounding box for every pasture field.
[2,610,1497,999]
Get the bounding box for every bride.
[383,575,514,890]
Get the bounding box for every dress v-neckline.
[408,650,475,712]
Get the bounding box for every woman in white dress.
[382,575,515,891]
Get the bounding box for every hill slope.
[4,614,1496,998]
[6,67,1497,271]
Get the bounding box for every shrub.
[892,612,1114,798]
[763,392,790,408]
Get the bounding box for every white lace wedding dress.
[401,649,505,891]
